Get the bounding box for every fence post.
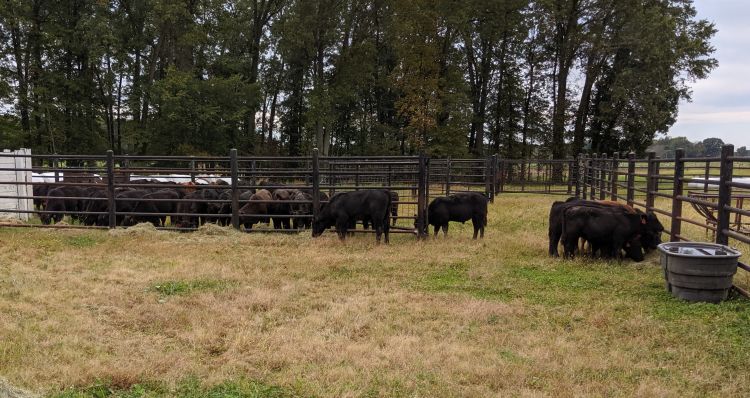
[484,156,494,203]
[716,144,734,245]
[312,148,320,226]
[387,164,392,189]
[329,161,335,197]
[250,159,256,188]
[53,155,60,183]
[491,154,498,200]
[574,153,582,198]
[645,152,657,211]
[566,156,574,195]
[582,155,588,199]
[703,160,710,193]
[445,157,452,196]
[627,152,636,207]
[417,153,427,239]
[106,150,116,228]
[355,163,360,190]
[229,149,240,230]
[670,148,685,242]
[611,153,619,201]
[599,154,607,200]
[190,156,196,183]
[589,154,598,200]
[500,159,510,192]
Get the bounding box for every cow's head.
[624,235,645,262]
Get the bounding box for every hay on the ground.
[108,222,159,236]
[195,222,237,236]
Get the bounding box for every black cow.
[312,189,391,243]
[33,183,51,210]
[114,189,152,226]
[122,189,181,227]
[40,186,84,224]
[548,198,663,257]
[270,189,294,229]
[239,189,272,230]
[173,188,219,229]
[561,205,645,262]
[426,192,488,239]
[290,190,313,229]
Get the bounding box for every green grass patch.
[65,234,102,248]
[150,279,236,296]
[420,262,512,300]
[50,377,293,398]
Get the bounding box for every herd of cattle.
[548,197,665,261]
[30,181,662,259]
[32,181,491,241]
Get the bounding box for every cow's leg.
[433,225,439,238]
[336,217,348,241]
[472,219,479,239]
[442,224,448,237]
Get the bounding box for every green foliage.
[0,0,717,157]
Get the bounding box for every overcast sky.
[670,0,750,148]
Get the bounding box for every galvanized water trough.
[658,242,742,303]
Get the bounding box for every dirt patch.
[0,378,38,398]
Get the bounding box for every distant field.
[1,195,749,397]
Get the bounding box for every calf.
[239,189,272,230]
[426,192,488,239]
[40,186,84,224]
[548,198,663,257]
[312,189,391,243]
[561,205,645,262]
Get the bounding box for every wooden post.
[599,154,607,200]
[611,153,619,201]
[106,150,116,228]
[670,149,685,242]
[417,153,427,239]
[312,148,320,225]
[716,145,734,245]
[387,164,392,189]
[626,152,636,207]
[230,149,240,230]
[645,152,657,212]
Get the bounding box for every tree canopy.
[0,0,717,158]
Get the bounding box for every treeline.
[648,136,748,158]
[0,0,716,158]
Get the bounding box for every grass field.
[1,194,750,397]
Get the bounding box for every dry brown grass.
[1,194,749,397]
